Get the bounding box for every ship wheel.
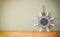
[33,0,56,32]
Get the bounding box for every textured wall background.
[0,0,60,31]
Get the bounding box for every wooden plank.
[0,32,60,37]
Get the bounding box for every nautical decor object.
[34,0,56,32]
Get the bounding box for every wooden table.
[0,32,60,37]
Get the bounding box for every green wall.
[0,0,60,31]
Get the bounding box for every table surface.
[0,32,60,37]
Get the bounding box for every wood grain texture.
[0,32,60,37]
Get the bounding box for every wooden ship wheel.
[33,0,56,32]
